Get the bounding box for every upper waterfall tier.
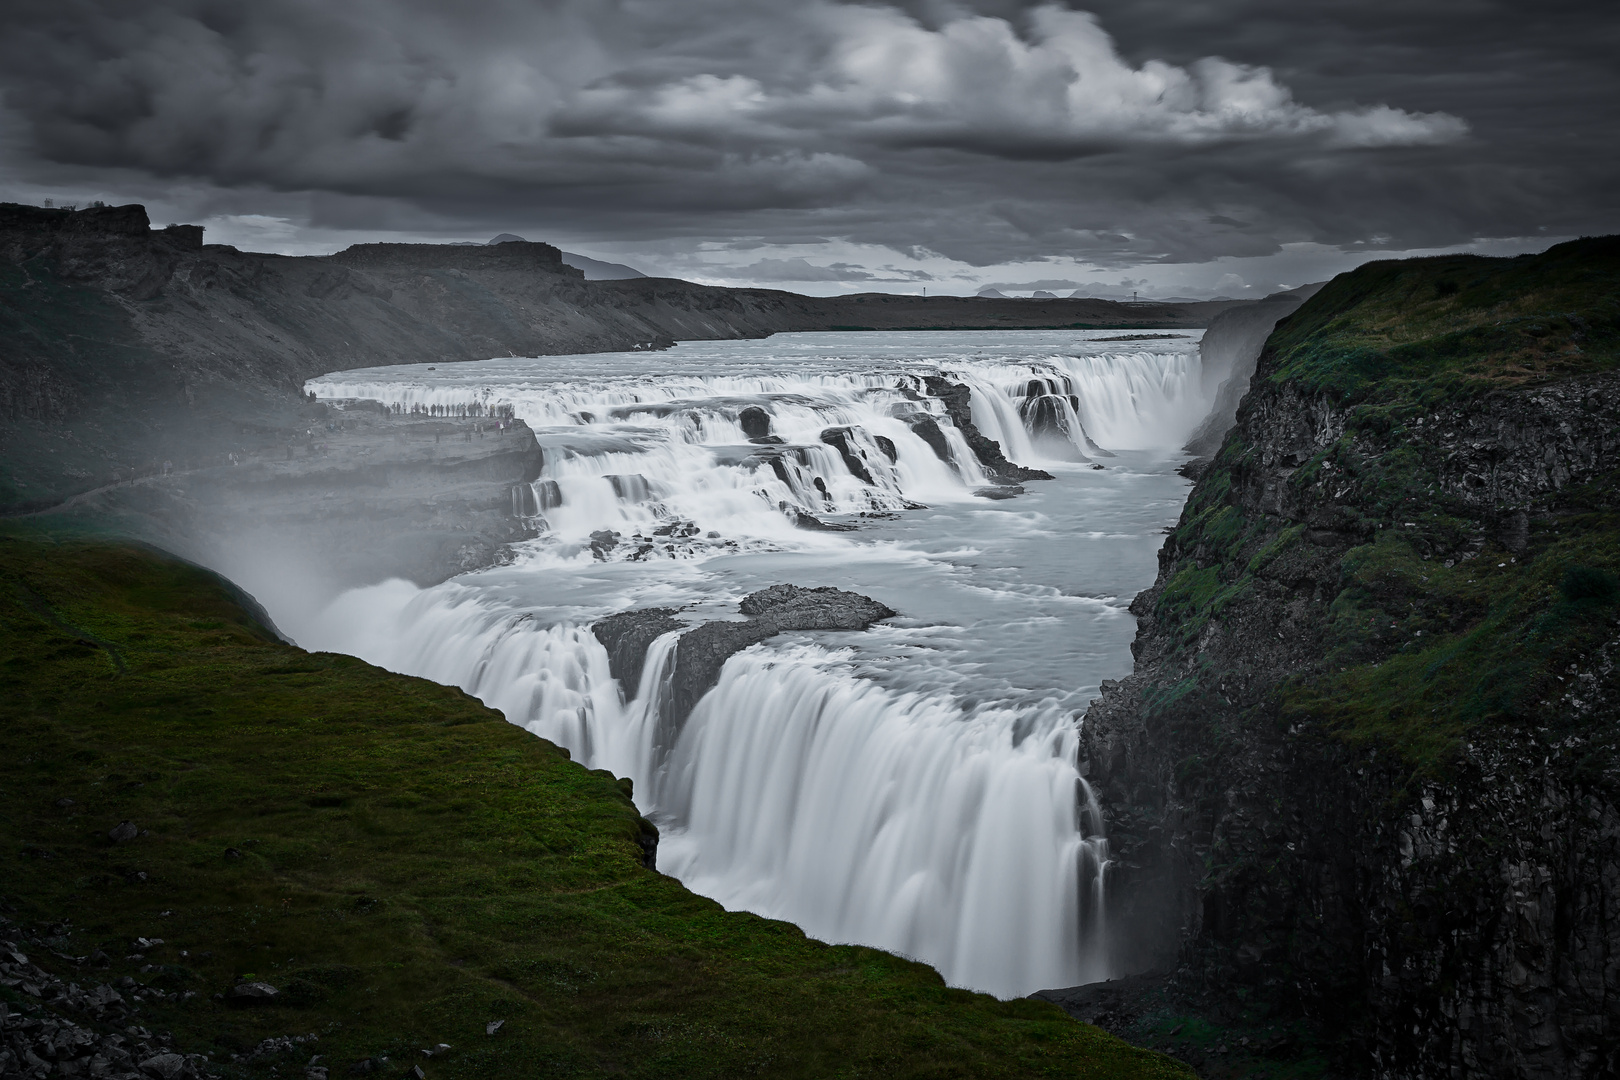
[309,330,1206,563]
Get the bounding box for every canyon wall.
[1081,237,1620,1076]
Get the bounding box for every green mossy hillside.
[0,536,1190,1079]
[1263,234,1620,404]
[1151,238,1620,777]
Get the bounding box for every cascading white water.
[288,330,1205,998]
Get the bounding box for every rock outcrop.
[593,586,896,733]
[592,608,685,698]
[921,376,1055,483]
[1182,282,1323,461]
[1071,237,1620,1078]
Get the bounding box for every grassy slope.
[1263,234,1620,401]
[1157,236,1620,776]
[0,536,1189,1080]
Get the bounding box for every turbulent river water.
[291,329,1206,999]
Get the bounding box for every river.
[285,329,1204,999]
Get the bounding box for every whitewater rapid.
[286,329,1203,998]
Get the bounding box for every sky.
[1,0,1615,297]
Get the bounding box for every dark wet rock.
[107,821,138,844]
[606,474,650,502]
[972,486,1023,500]
[749,434,785,445]
[635,816,660,871]
[227,981,279,1005]
[901,413,952,463]
[921,376,1053,483]
[658,586,895,733]
[1019,395,1089,462]
[535,478,563,511]
[139,1051,190,1079]
[592,609,684,699]
[588,529,620,561]
[738,405,772,440]
[874,435,898,462]
[789,509,857,532]
[667,620,778,727]
[738,585,895,628]
[819,427,875,485]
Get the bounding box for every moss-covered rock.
[1077,237,1620,1079]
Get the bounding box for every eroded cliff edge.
[1077,237,1620,1078]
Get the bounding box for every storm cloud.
[1,0,1613,290]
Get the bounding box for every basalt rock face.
[1080,238,1620,1078]
[1183,284,1323,460]
[671,586,896,725]
[921,376,1055,483]
[595,586,896,735]
[593,608,685,698]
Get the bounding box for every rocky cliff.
[1076,237,1620,1077]
[1183,282,1324,460]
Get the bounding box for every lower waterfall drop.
[292,329,1206,998]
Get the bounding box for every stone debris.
[107,821,139,844]
[0,915,221,1079]
[249,1032,319,1058]
[226,980,280,1005]
[484,1020,504,1036]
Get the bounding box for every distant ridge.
[560,251,648,281]
[487,232,647,279]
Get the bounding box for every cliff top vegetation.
[1263,235,1620,404]
[1150,237,1620,778]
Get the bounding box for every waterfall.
[294,331,1206,998]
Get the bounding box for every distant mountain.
[976,287,1008,298]
[483,234,646,279]
[560,252,648,281]
[1031,290,1058,299]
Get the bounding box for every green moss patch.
[1265,235,1620,404]
[0,536,1190,1079]
[1284,517,1620,775]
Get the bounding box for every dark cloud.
[725,257,934,283]
[0,0,1612,276]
